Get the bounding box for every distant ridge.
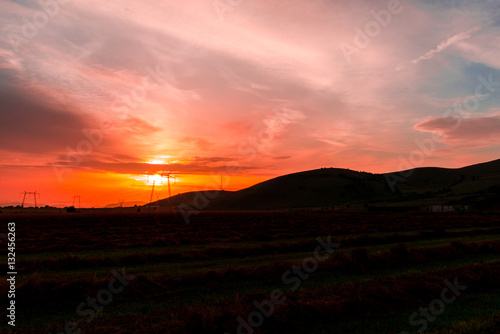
[105,201,147,208]
[147,159,500,210]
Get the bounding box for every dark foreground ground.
[1,211,500,333]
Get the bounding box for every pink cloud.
[414,115,500,147]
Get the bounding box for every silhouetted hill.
[207,168,390,209]
[105,201,147,208]
[150,190,235,208]
[393,159,500,193]
[148,159,500,210]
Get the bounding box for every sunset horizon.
[2,0,500,208]
[2,2,500,333]
[2,157,500,208]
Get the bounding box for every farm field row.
[1,212,499,333]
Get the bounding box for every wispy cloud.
[412,26,481,64]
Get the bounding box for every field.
[2,211,500,333]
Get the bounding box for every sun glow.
[132,174,165,185]
[149,174,164,185]
[144,155,173,165]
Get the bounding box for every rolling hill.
[148,159,500,210]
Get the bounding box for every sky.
[1,0,500,207]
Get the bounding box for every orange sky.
[1,0,500,207]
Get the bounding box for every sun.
[147,174,164,185]
[132,174,165,185]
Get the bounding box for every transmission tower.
[160,172,177,212]
[147,175,157,212]
[146,166,180,212]
[73,195,81,208]
[20,191,40,208]
[118,199,125,208]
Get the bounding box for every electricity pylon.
[160,172,177,212]
[20,191,40,208]
[73,195,81,208]
[147,176,157,212]
[146,160,180,212]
